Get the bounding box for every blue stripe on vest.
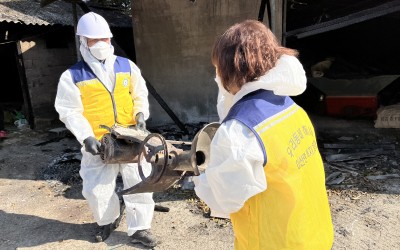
[223,89,295,166]
[69,56,131,84]
[69,61,96,84]
[114,56,131,74]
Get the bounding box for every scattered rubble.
[2,119,400,249]
[319,131,400,193]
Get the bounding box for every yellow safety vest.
[69,57,137,139]
[224,90,334,250]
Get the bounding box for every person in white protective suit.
[194,20,333,249]
[195,34,309,220]
[54,12,158,247]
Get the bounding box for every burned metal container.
[99,123,220,195]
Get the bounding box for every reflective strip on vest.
[224,90,334,250]
[69,57,135,139]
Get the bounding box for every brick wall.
[19,38,77,129]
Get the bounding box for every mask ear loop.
[79,36,88,49]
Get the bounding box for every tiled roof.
[0,0,132,27]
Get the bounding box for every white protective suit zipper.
[96,77,118,124]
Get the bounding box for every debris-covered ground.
[0,116,399,249]
[315,116,400,250]
[320,128,400,192]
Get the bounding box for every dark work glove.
[135,112,146,131]
[83,136,101,155]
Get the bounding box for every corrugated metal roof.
[0,0,132,27]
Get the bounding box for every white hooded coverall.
[54,41,154,236]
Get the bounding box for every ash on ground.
[318,131,400,194]
[40,150,82,196]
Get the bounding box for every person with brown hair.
[193,20,334,249]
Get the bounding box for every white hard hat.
[76,12,113,38]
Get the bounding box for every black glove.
[83,136,101,155]
[135,112,146,131]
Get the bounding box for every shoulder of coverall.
[68,60,96,84]
[223,89,294,165]
[114,56,131,75]
[126,59,143,76]
[68,56,131,84]
[222,89,288,123]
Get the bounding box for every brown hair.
[211,20,298,92]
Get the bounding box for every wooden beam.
[270,0,283,43]
[285,0,400,39]
[282,0,287,46]
[72,2,81,62]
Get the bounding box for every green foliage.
[13,110,25,120]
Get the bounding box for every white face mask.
[214,75,222,86]
[89,41,111,60]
